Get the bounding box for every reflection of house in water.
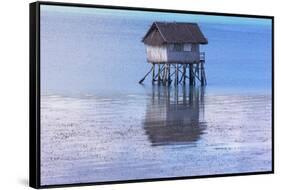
[143,86,206,146]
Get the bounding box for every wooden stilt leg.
[183,64,186,85]
[200,61,207,86]
[139,59,206,86]
[152,63,155,84]
[175,64,178,86]
[204,62,207,85]
[168,64,171,85]
[158,64,161,85]
[163,63,167,85]
[189,64,194,86]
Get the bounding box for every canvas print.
[37,3,273,187]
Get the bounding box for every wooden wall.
[146,45,168,63]
[145,43,201,63]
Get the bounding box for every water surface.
[41,87,271,185]
[40,5,272,185]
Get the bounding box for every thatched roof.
[142,22,208,46]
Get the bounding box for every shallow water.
[40,86,272,185]
[40,6,272,185]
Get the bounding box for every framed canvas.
[29,1,274,188]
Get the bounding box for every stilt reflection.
[143,85,207,146]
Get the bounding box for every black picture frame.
[29,1,274,188]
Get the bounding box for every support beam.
[183,64,186,85]
[139,59,206,86]
[152,63,155,83]
[200,61,207,86]
[138,65,153,84]
[168,64,171,85]
[163,63,167,85]
[158,64,161,85]
[175,64,179,86]
[189,64,195,86]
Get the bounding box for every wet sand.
[40,87,272,185]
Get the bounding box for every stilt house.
[139,22,208,86]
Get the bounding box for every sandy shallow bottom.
[40,89,272,185]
